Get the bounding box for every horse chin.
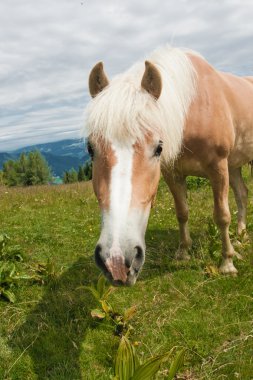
[125,274,138,287]
[102,269,139,287]
[111,277,137,287]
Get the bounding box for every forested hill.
[0,139,89,177]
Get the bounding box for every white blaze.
[108,142,134,252]
[98,141,151,282]
[99,141,150,251]
[99,142,134,281]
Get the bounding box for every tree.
[84,161,92,180]
[2,151,51,187]
[23,151,51,186]
[78,165,85,182]
[17,153,28,184]
[3,160,19,186]
[63,171,70,184]
[63,162,92,185]
[0,170,5,185]
[67,168,78,183]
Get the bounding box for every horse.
[83,45,253,286]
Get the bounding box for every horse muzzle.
[94,244,145,286]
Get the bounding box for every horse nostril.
[135,246,144,261]
[94,245,107,272]
[125,258,131,269]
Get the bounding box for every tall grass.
[0,176,252,379]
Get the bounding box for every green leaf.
[0,264,5,277]
[91,309,106,319]
[97,275,106,298]
[0,234,10,258]
[5,245,24,262]
[167,349,186,380]
[14,253,24,262]
[115,336,138,380]
[13,274,33,281]
[0,262,17,284]
[9,263,16,278]
[103,286,116,300]
[131,352,171,380]
[83,285,100,301]
[0,233,10,245]
[101,300,112,314]
[1,289,16,303]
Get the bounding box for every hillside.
[0,139,89,177]
[0,177,252,379]
[0,152,13,165]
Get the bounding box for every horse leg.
[208,159,237,274]
[229,167,248,236]
[163,172,192,260]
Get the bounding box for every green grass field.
[0,174,253,380]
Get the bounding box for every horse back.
[244,76,253,85]
[177,54,253,174]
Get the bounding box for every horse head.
[86,61,163,286]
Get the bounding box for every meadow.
[0,172,252,379]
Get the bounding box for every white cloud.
[0,0,253,151]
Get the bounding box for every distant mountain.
[13,139,86,159]
[0,139,90,177]
[0,152,13,165]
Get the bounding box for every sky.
[1,0,253,152]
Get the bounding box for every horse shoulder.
[182,55,234,164]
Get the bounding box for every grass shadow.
[7,227,207,379]
[142,228,203,280]
[8,256,99,380]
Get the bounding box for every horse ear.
[141,61,162,100]
[89,62,109,98]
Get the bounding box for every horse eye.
[154,142,163,157]
[87,141,94,159]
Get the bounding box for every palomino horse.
[84,46,253,286]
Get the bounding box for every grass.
[0,173,253,379]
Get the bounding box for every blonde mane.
[83,45,197,162]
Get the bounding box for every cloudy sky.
[1,0,253,151]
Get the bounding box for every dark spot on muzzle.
[125,258,131,269]
[94,244,107,272]
[135,246,144,261]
